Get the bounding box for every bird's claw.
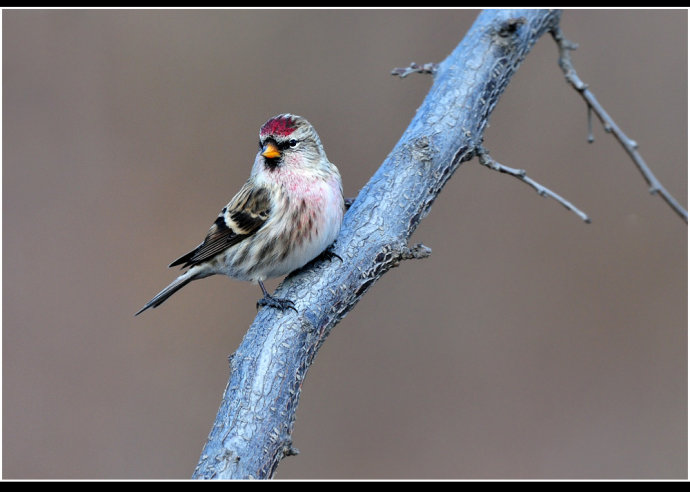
[256,295,297,313]
[319,244,343,263]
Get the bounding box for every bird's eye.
[289,139,298,147]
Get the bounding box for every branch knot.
[497,17,526,37]
[399,243,432,262]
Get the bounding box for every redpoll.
[136,114,344,315]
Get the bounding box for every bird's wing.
[169,182,272,269]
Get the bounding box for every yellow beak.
[261,142,281,159]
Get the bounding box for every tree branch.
[391,61,439,78]
[551,26,688,223]
[192,9,563,480]
[476,146,591,223]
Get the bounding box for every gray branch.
[551,27,688,223]
[476,146,591,223]
[192,9,563,479]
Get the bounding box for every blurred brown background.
[3,9,687,480]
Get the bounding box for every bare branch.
[476,147,591,223]
[551,26,687,224]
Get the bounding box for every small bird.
[136,114,344,315]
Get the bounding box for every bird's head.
[257,114,327,172]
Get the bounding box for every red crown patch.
[260,115,297,137]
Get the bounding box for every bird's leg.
[256,280,297,312]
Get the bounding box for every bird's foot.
[319,243,343,263]
[256,294,297,313]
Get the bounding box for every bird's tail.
[135,270,200,316]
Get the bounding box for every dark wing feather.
[169,182,272,269]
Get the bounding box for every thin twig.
[391,62,438,78]
[551,26,687,224]
[477,147,591,223]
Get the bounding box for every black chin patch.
[264,157,280,171]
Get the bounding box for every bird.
[135,114,344,316]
